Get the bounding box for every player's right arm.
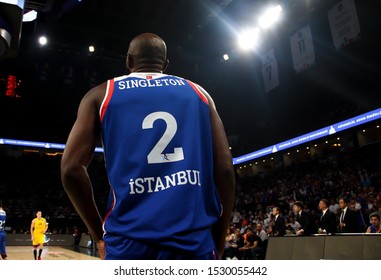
[61,83,106,250]
[196,85,236,259]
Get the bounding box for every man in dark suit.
[271,207,286,236]
[338,197,358,233]
[293,201,315,235]
[318,199,337,234]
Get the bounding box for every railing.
[266,234,381,260]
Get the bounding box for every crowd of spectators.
[224,142,381,259]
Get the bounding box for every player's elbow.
[60,162,83,186]
[215,153,234,175]
[215,159,235,188]
[216,164,235,182]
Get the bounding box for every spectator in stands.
[233,228,244,260]
[338,197,358,233]
[349,198,366,232]
[375,194,381,208]
[366,212,381,233]
[223,228,236,260]
[318,199,336,234]
[263,213,273,231]
[270,207,286,236]
[232,210,241,228]
[293,201,314,235]
[285,216,301,235]
[329,198,340,215]
[256,223,268,242]
[366,193,376,214]
[239,229,264,260]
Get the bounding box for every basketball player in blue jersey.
[0,201,7,260]
[61,33,235,260]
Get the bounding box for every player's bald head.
[127,33,168,73]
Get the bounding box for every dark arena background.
[0,0,381,260]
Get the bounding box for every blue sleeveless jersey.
[100,73,222,254]
[0,210,6,233]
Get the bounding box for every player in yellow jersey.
[30,211,48,260]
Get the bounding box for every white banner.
[290,26,315,73]
[260,49,279,93]
[328,0,360,50]
[0,260,379,280]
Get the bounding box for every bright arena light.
[238,28,260,51]
[38,36,48,46]
[258,5,283,29]
[89,45,95,52]
[23,10,38,22]
[223,53,229,61]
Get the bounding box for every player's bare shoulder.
[82,81,108,112]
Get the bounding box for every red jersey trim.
[186,80,209,105]
[102,188,116,236]
[100,79,115,122]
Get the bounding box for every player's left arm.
[194,83,236,259]
[61,84,106,245]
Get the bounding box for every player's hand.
[96,240,106,260]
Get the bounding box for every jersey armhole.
[186,80,209,105]
[99,79,115,121]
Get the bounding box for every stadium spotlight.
[223,53,229,61]
[22,10,37,22]
[238,27,260,51]
[89,45,95,52]
[38,36,47,46]
[258,5,282,29]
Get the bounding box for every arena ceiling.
[0,0,380,156]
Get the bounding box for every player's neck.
[133,66,163,73]
[135,70,162,74]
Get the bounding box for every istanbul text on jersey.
[129,169,201,195]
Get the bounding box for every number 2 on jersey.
[142,111,184,164]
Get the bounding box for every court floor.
[5,246,100,260]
